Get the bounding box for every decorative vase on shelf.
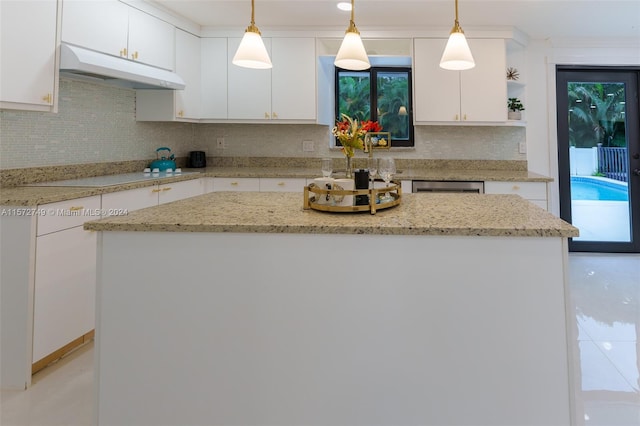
[345,156,353,178]
[508,111,522,120]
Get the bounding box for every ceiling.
[150,0,640,40]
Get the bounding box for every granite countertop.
[84,192,578,238]
[0,166,553,206]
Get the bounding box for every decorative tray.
[303,182,401,214]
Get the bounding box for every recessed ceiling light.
[337,2,352,11]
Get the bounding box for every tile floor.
[1,253,638,426]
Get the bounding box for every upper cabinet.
[136,29,201,121]
[413,38,507,123]
[61,0,175,70]
[0,0,59,112]
[226,37,316,121]
[201,38,228,120]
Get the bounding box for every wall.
[1,77,525,171]
[0,79,196,170]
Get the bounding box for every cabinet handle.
[41,93,52,103]
[272,112,278,119]
[162,187,172,191]
[230,182,239,186]
[152,189,162,193]
[277,182,285,186]
[264,112,270,119]
[177,110,184,117]
[455,114,459,121]
[120,48,127,57]
[131,51,139,60]
[69,206,83,211]
[512,185,520,191]
[463,114,467,121]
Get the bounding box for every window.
[335,66,414,147]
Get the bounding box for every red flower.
[361,120,382,132]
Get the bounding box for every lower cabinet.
[484,181,548,210]
[31,179,204,374]
[32,195,101,373]
[102,179,205,212]
[33,227,97,367]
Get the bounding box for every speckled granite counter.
[84,192,577,238]
[1,166,552,206]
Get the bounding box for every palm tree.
[568,83,626,148]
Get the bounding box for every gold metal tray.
[303,182,401,214]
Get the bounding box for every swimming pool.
[570,176,629,201]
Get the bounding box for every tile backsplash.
[0,78,525,170]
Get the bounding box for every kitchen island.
[86,192,578,426]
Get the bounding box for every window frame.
[334,66,414,147]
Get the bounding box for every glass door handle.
[633,169,640,176]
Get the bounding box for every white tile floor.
[2,253,638,426]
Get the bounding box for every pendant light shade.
[232,0,272,69]
[334,0,370,70]
[439,0,475,71]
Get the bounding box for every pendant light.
[334,0,370,70]
[439,0,475,70]
[232,0,272,69]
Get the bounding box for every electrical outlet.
[519,142,527,154]
[216,138,225,149]
[302,140,314,152]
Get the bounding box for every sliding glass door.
[556,67,640,252]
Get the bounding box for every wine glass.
[321,158,333,178]
[367,157,378,190]
[378,158,396,202]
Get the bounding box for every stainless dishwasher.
[412,180,484,193]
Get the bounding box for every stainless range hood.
[59,43,185,90]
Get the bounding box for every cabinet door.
[201,38,228,119]
[460,39,507,122]
[413,38,460,122]
[227,37,271,119]
[61,0,128,58]
[127,7,175,70]
[33,226,97,363]
[175,29,201,119]
[0,0,57,110]
[213,177,260,192]
[158,179,204,204]
[271,38,316,120]
[102,186,159,213]
[259,178,306,192]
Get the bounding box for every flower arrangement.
[332,114,382,158]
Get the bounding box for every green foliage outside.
[568,82,627,148]
[337,70,410,141]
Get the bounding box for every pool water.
[571,177,629,201]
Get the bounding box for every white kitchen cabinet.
[413,38,506,123]
[260,178,307,192]
[136,29,201,121]
[61,0,175,70]
[101,186,158,214]
[201,38,228,120]
[212,177,260,192]
[0,0,58,112]
[102,179,205,210]
[158,179,205,204]
[227,37,272,120]
[33,226,97,365]
[227,37,316,121]
[32,195,101,371]
[270,38,316,120]
[484,181,548,210]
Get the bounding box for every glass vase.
[345,156,353,178]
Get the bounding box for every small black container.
[354,169,369,206]
[189,151,206,168]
